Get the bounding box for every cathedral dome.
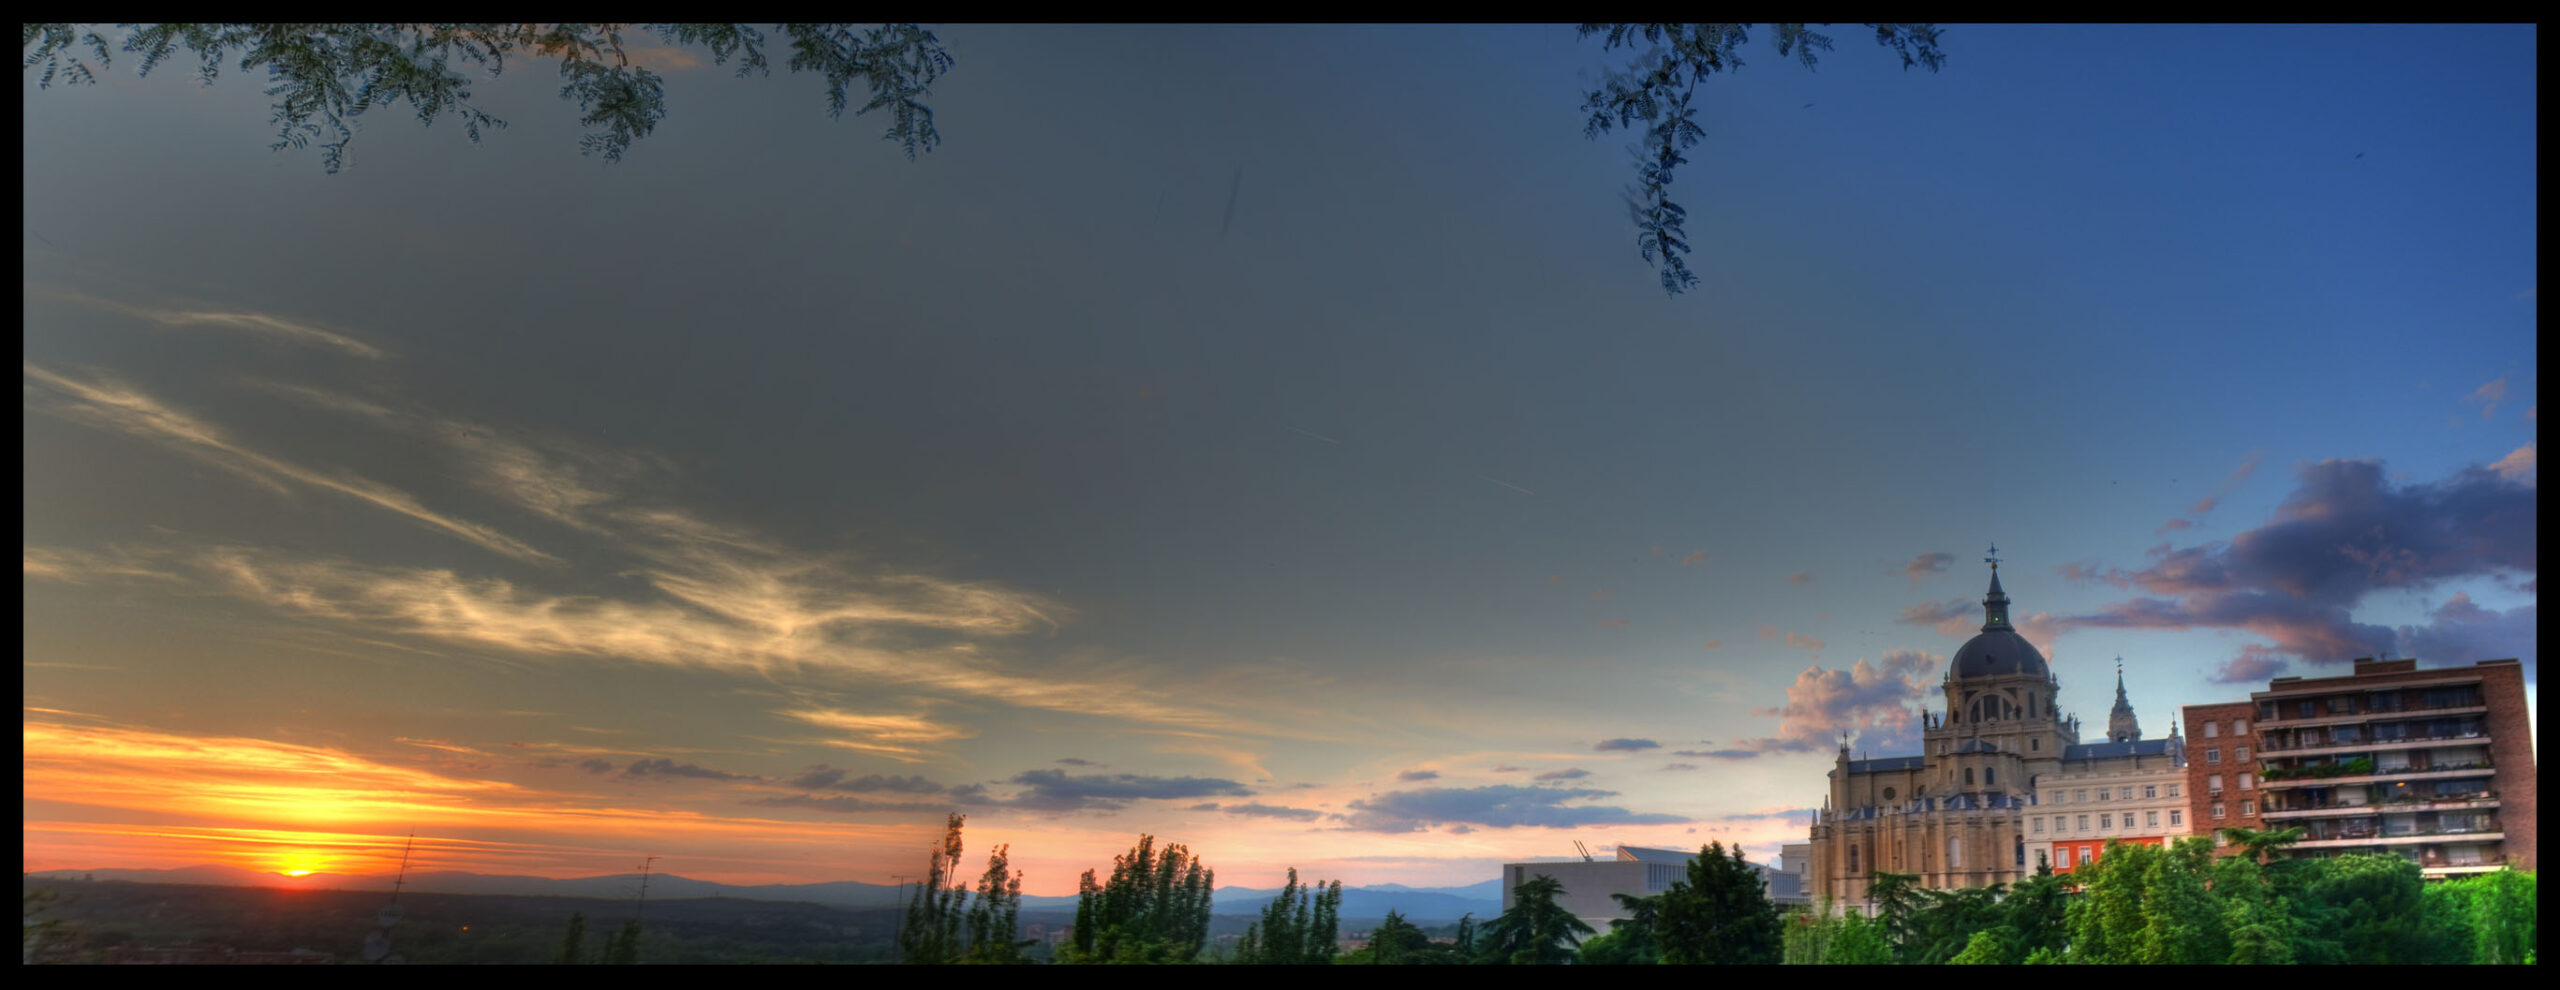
[1949,556,2049,680]
[1950,628,2050,680]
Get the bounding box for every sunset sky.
[22,24,2536,895]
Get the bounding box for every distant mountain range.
[28,867,1505,922]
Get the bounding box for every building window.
[2204,722,2219,738]
[2241,800,2255,816]
[2060,848,2074,869]
[2031,738,2039,751]
[2233,719,2248,734]
[2299,700,2316,718]
[2120,786,2133,800]
[2167,783,2180,798]
[2146,811,2160,829]
[2208,774,2223,793]
[2170,810,2183,827]
[2240,773,2254,790]
[2077,815,2089,831]
[2143,785,2158,799]
[1986,768,1997,786]
[2033,818,2044,833]
[2207,747,2222,764]
[2212,803,2226,819]
[2074,789,2087,803]
[1848,846,1858,872]
[1965,768,1975,786]
[2095,787,2108,802]
[2054,816,2066,833]
[1947,837,1961,869]
[2237,746,2250,762]
[2101,813,2113,829]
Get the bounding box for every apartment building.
[2188,657,2535,876]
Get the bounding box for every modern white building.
[1500,844,1801,932]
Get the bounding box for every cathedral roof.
[1952,740,2002,754]
[1844,756,1926,773]
[2062,739,2180,761]
[1950,561,2051,680]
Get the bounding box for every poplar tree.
[1235,868,1342,964]
[557,911,586,964]
[1065,834,1214,963]
[1652,841,1782,964]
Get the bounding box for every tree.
[1860,869,1923,956]
[2302,853,2426,965]
[21,23,951,173]
[2458,868,2537,966]
[1575,892,1661,964]
[1064,834,1214,964]
[1653,841,1783,964]
[1233,867,1341,964]
[27,23,1949,301]
[1902,884,2006,964]
[2130,838,2224,965]
[1349,909,1433,965]
[897,813,971,964]
[1999,865,2069,960]
[557,911,586,965]
[1945,928,2011,964]
[601,917,642,965]
[963,839,1028,963]
[1576,24,1947,295]
[1477,874,1593,964]
[2218,824,2307,864]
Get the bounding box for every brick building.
[2184,657,2535,876]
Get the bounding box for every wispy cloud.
[1786,571,1815,585]
[777,707,975,762]
[2467,376,2510,420]
[1899,552,1953,584]
[1593,738,1659,752]
[1680,549,1710,567]
[23,364,550,562]
[33,285,387,358]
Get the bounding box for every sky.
[21,24,2537,895]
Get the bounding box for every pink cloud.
[1787,572,1815,585]
[1785,632,1824,650]
[1680,549,1709,567]
[1900,552,1954,584]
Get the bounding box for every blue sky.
[22,24,2535,891]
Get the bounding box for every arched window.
[2015,836,2026,868]
[1849,844,1860,872]
[1947,837,1962,869]
[2031,738,2040,751]
[1964,767,1975,786]
[1986,767,1997,786]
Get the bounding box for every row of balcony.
[2255,698,2486,728]
[2256,727,2487,754]
[2261,793,2500,820]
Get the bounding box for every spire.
[1980,544,2012,631]
[2106,656,2143,742]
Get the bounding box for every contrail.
[1291,428,1341,445]
[1486,477,1535,496]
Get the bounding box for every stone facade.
[1806,564,2185,909]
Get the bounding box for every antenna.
[633,856,659,925]
[364,830,416,965]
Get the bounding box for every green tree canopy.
[1577,23,1946,294]
[21,23,950,173]
[1478,874,1593,964]
[1653,841,1783,965]
[1232,867,1341,965]
[1065,834,1214,964]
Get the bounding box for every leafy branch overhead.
[1577,23,1946,295]
[21,23,952,173]
[26,23,1940,297]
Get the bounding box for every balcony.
[2256,701,2487,729]
[2258,765,2496,790]
[2258,729,2489,757]
[2295,829,2504,850]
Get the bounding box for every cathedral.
[1805,554,2184,907]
